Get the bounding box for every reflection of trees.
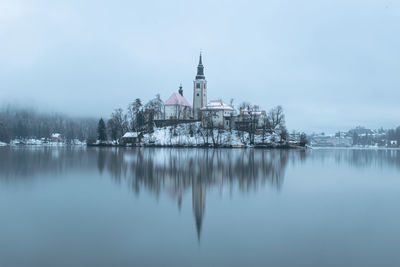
[0,147,94,182]
[103,149,294,196]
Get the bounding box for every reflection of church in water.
[192,180,205,241]
[98,149,304,240]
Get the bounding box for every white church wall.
[165,105,191,120]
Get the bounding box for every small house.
[238,105,266,128]
[121,132,141,145]
[51,133,63,142]
[200,100,234,129]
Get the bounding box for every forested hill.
[0,105,97,142]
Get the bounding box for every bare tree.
[278,124,288,142]
[267,105,286,133]
[200,110,225,147]
[144,94,164,120]
[199,111,212,145]
[108,108,128,140]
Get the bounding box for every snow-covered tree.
[127,98,143,131]
[145,94,164,120]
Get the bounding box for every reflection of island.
[98,148,305,240]
[2,147,400,240]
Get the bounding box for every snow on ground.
[7,139,86,146]
[2,123,284,148]
[26,139,44,145]
[144,123,199,146]
[143,122,281,146]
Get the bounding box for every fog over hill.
[1,0,399,132]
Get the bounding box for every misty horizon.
[1,0,399,133]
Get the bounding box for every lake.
[1,147,400,267]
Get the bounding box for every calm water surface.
[1,147,400,267]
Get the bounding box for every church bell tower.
[193,53,207,120]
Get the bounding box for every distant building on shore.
[51,133,63,142]
[310,134,353,147]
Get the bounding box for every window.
[196,83,200,88]
[197,93,199,96]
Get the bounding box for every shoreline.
[86,143,308,149]
[2,143,399,150]
[0,142,306,149]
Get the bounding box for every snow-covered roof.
[201,100,234,111]
[123,132,139,138]
[51,133,61,138]
[165,93,191,107]
[241,106,265,116]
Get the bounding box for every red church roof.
[165,93,191,107]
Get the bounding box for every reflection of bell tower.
[193,53,207,120]
[192,181,205,241]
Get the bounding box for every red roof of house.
[165,93,191,107]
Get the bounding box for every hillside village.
[309,127,400,148]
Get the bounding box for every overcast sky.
[0,0,399,133]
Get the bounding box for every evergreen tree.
[136,110,145,131]
[0,121,10,142]
[0,106,97,141]
[97,118,107,142]
[147,111,154,133]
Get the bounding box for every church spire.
[193,52,207,120]
[178,83,183,96]
[196,52,205,79]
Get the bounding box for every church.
[163,53,206,121]
[192,53,207,120]
[164,84,191,120]
[164,53,233,127]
